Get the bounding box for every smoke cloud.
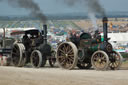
[86,0,105,16]
[0,0,47,24]
[86,0,106,30]
[60,0,106,30]
[63,0,105,16]
[89,13,98,29]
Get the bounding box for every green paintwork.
[80,33,92,40]
[89,44,99,52]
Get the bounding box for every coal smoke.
[86,0,105,16]
[86,0,106,30]
[89,13,98,29]
[59,0,106,30]
[63,0,105,16]
[1,0,47,24]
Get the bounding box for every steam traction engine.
[56,17,123,70]
[11,25,56,68]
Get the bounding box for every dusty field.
[0,63,128,85]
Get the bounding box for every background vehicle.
[0,28,15,66]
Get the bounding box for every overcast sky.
[0,0,128,16]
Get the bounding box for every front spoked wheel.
[91,51,109,70]
[109,51,123,70]
[30,50,42,68]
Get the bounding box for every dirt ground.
[0,63,128,85]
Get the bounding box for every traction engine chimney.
[102,17,108,42]
[43,24,47,44]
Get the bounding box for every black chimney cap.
[102,17,108,22]
[43,24,47,27]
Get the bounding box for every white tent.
[108,33,128,42]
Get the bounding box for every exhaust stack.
[102,17,108,42]
[43,24,47,44]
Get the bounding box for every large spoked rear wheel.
[11,43,25,67]
[109,51,123,70]
[19,44,26,66]
[30,50,42,68]
[91,51,109,70]
[56,42,78,70]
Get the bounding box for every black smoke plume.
[60,0,106,30]
[62,0,105,16]
[0,0,47,23]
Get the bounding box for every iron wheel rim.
[11,44,21,66]
[57,42,78,69]
[31,50,42,68]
